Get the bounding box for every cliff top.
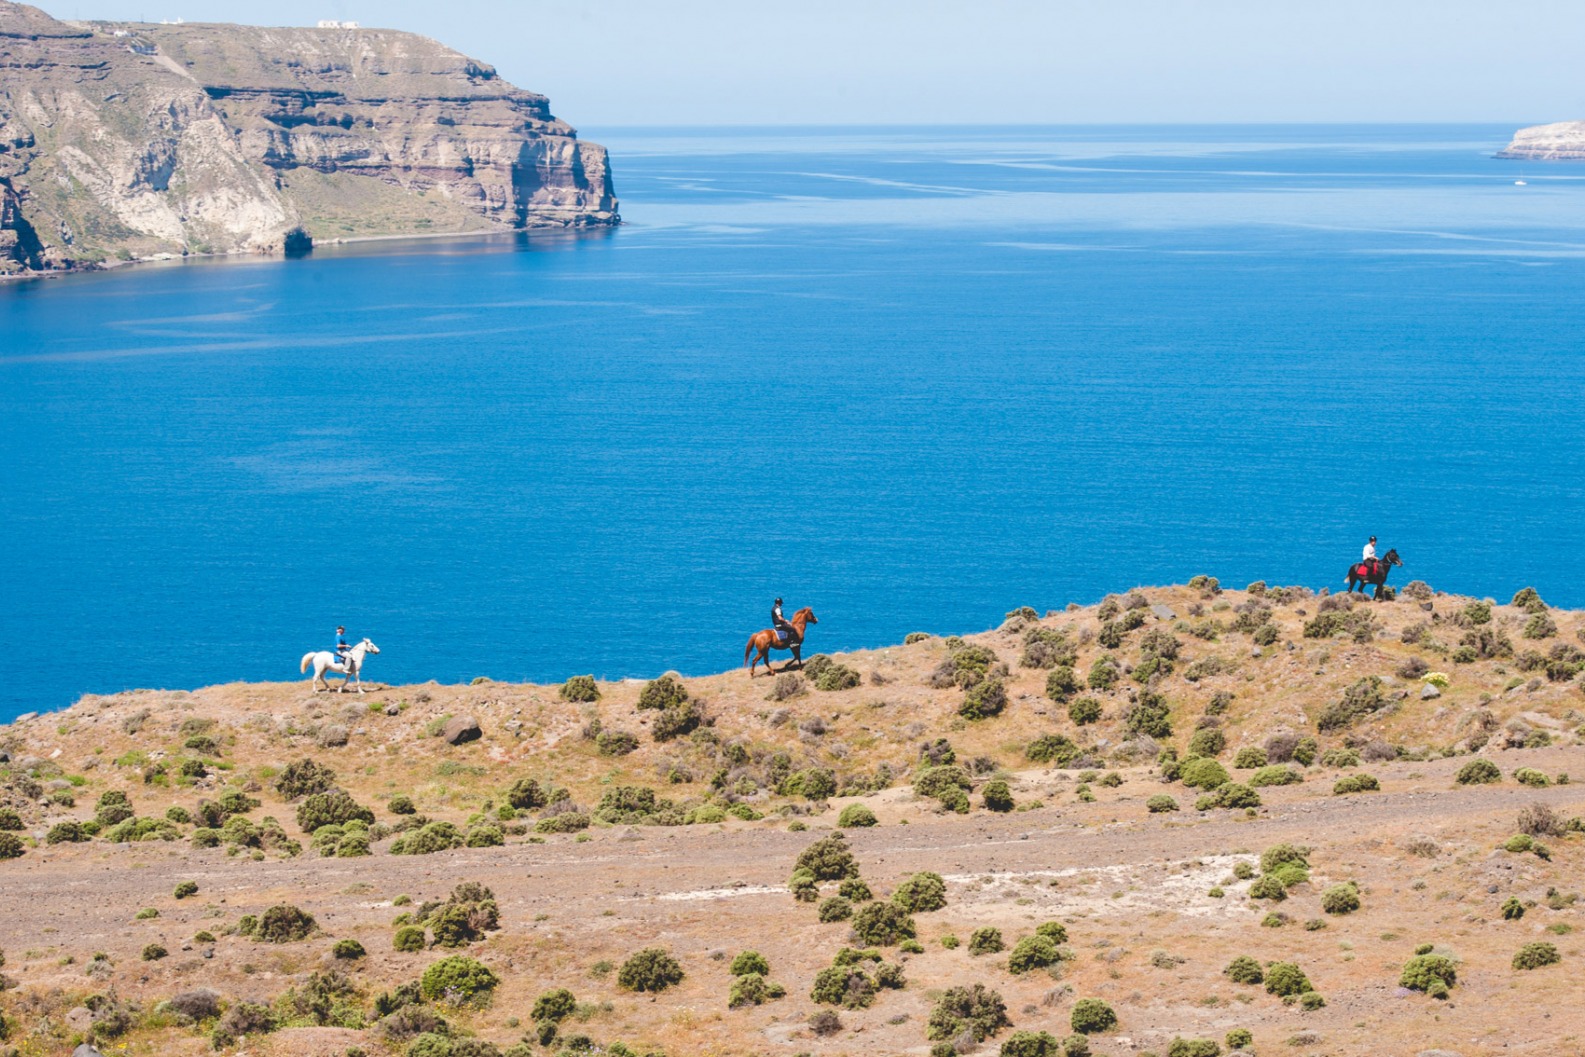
[0,579,1581,1055]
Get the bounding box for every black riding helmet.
[774,598,782,605]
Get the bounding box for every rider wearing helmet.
[335,626,350,667]
[772,598,793,643]
[1362,536,1379,577]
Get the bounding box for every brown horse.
[743,607,818,677]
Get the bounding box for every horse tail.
[300,653,314,673]
[744,637,755,668]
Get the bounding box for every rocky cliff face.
[1496,120,1585,161]
[0,2,617,277]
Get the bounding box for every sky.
[38,0,1585,127]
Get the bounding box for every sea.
[3,124,1584,720]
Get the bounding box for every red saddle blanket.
[1354,562,1378,579]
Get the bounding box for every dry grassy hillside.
[1,579,1582,1057]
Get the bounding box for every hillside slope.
[0,2,617,277]
[1,579,1582,1057]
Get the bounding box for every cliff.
[1496,119,1585,160]
[0,2,618,277]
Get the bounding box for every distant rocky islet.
[0,1,617,278]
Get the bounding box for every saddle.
[773,627,791,644]
[1355,559,1380,579]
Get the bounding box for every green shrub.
[1248,875,1287,901]
[1502,897,1525,920]
[251,904,316,943]
[982,779,1015,812]
[1263,962,1311,997]
[1167,1039,1221,1057]
[962,678,1008,719]
[1224,956,1263,984]
[652,700,703,741]
[851,901,915,946]
[1333,773,1380,795]
[1027,734,1081,765]
[838,877,873,903]
[1124,690,1173,739]
[1455,759,1501,785]
[729,971,786,1008]
[998,1030,1062,1057]
[815,663,862,691]
[46,821,87,844]
[1045,667,1079,702]
[95,789,135,825]
[730,950,770,977]
[1147,794,1179,813]
[386,794,417,815]
[296,788,374,833]
[838,803,878,828]
[0,807,22,830]
[394,926,427,952]
[421,954,500,1005]
[892,871,948,913]
[1512,942,1560,970]
[819,896,854,922]
[1260,843,1309,873]
[1316,676,1389,731]
[1069,997,1116,1034]
[391,821,464,855]
[1188,727,1227,758]
[1400,954,1456,994]
[796,833,858,880]
[275,758,336,800]
[1232,746,1268,769]
[1007,934,1061,974]
[1514,767,1549,787]
[617,947,683,992]
[968,927,1005,955]
[1087,655,1120,690]
[1225,1028,1253,1049]
[1319,747,1360,768]
[780,767,837,800]
[1249,765,1301,787]
[505,778,547,810]
[788,868,819,902]
[906,632,933,644]
[928,984,1011,1042]
[333,939,366,959]
[1180,758,1230,790]
[559,675,601,702]
[1321,884,1360,914]
[595,729,639,757]
[915,764,973,799]
[637,674,688,711]
[174,880,198,899]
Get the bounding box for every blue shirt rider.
[335,626,350,666]
[772,598,793,643]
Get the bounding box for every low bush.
[1067,696,1102,726]
[1249,765,1302,787]
[1124,690,1173,739]
[1198,783,1260,809]
[391,821,464,855]
[1027,734,1081,766]
[333,939,366,959]
[275,758,337,800]
[1263,961,1311,997]
[838,803,878,828]
[1456,759,1501,785]
[652,699,704,741]
[730,950,770,977]
[1180,757,1230,790]
[1316,676,1389,731]
[1400,953,1456,996]
[928,984,1011,1043]
[1248,875,1287,901]
[892,871,948,913]
[296,788,375,833]
[796,833,859,880]
[819,897,853,923]
[1188,727,1227,758]
[1007,934,1061,974]
[962,678,1008,719]
[596,729,639,757]
[46,821,87,844]
[729,971,786,1008]
[839,876,873,902]
[850,901,916,946]
[559,675,601,702]
[1069,997,1116,1035]
[968,926,1005,955]
[1232,746,1268,769]
[1514,767,1549,787]
[394,926,427,952]
[250,904,316,943]
[999,1030,1063,1057]
[388,794,417,815]
[421,954,500,1006]
[816,662,862,691]
[1513,942,1560,970]
[1147,792,1180,813]
[1321,883,1361,914]
[1224,956,1263,984]
[1167,1040,1221,1057]
[982,779,1015,812]
[1502,896,1525,920]
[637,673,689,711]
[1088,655,1121,690]
[95,790,134,825]
[1044,666,1079,702]
[174,880,198,899]
[1333,773,1380,794]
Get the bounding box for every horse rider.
[772,598,794,644]
[335,626,351,668]
[1362,536,1379,577]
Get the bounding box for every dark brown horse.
[1345,548,1402,599]
[744,607,818,677]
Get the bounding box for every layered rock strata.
[0,1,617,277]
[1496,120,1585,161]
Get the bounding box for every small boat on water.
[1514,179,1528,186]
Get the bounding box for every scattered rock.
[385,704,401,716]
[66,1007,94,1032]
[443,716,482,745]
[318,724,350,747]
[73,1045,107,1057]
[1150,604,1177,620]
[1421,683,1441,700]
[14,712,37,722]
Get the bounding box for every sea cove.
[3,124,1584,718]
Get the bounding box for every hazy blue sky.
[43,0,1585,127]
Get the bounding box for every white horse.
[300,638,380,693]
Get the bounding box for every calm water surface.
[3,125,1584,718]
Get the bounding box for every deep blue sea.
[3,125,1584,719]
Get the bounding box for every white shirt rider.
[1362,538,1377,562]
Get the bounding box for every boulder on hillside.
[443,716,482,745]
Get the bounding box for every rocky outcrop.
[0,2,617,277]
[1496,120,1585,161]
